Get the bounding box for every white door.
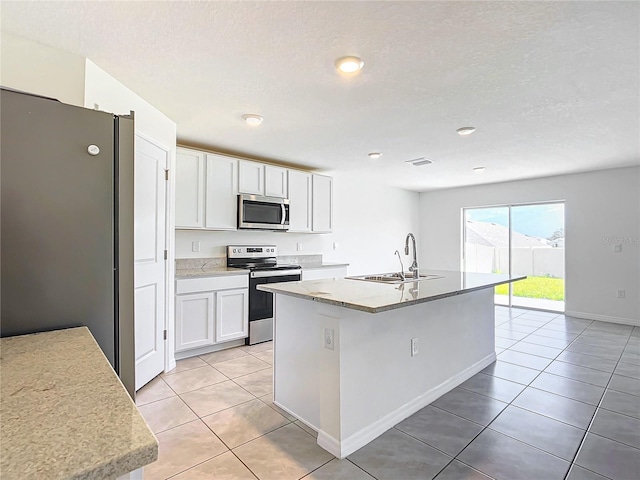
[134,135,168,390]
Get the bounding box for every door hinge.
[165,169,169,181]
[164,250,168,260]
[163,330,167,340]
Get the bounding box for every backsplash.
[175,257,226,271]
[277,254,322,266]
[175,254,323,271]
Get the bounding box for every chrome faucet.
[394,250,406,281]
[405,233,419,279]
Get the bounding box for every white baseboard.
[173,339,245,361]
[316,351,497,459]
[564,311,639,327]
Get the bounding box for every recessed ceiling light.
[473,166,486,173]
[406,157,433,166]
[368,152,382,159]
[456,126,476,136]
[242,114,263,126]
[335,56,364,73]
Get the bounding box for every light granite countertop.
[258,270,526,313]
[0,327,158,479]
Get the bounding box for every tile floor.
[136,307,640,479]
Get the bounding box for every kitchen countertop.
[258,270,526,313]
[0,327,158,479]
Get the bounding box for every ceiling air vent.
[406,157,433,166]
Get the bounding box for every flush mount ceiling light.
[406,157,433,166]
[456,126,476,136]
[335,56,364,73]
[368,152,382,159]
[473,166,486,173]
[242,114,263,126]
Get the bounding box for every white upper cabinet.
[175,147,333,234]
[205,153,238,230]
[238,160,265,196]
[175,148,205,228]
[288,170,312,232]
[265,165,288,198]
[312,174,333,233]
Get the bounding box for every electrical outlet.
[617,290,626,298]
[192,241,200,253]
[324,328,334,350]
[297,243,303,251]
[411,338,419,356]
[614,244,622,253]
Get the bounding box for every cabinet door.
[175,292,215,352]
[175,148,205,228]
[312,174,333,233]
[288,170,312,232]
[238,160,265,195]
[216,288,249,342]
[265,165,288,198]
[205,154,238,230]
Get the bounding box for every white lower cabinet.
[216,289,248,342]
[175,275,248,353]
[175,292,215,352]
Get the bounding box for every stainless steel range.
[227,245,302,345]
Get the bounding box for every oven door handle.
[251,269,302,278]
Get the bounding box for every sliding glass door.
[463,202,565,312]
[463,206,510,306]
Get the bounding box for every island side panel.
[338,288,495,453]
[272,295,342,440]
[272,288,496,458]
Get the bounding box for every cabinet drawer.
[176,275,248,294]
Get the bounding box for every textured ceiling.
[1,1,638,191]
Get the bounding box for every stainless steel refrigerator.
[1,88,136,397]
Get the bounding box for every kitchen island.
[258,270,525,458]
[0,327,158,479]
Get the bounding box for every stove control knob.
[233,248,237,253]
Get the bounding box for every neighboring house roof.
[465,220,550,248]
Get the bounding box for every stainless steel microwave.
[238,194,290,230]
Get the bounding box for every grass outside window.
[495,276,564,301]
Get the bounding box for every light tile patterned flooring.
[137,307,640,479]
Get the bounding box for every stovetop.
[226,244,301,271]
[230,263,302,272]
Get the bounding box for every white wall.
[0,31,85,106]
[419,167,640,324]
[175,170,420,276]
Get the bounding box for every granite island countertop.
[0,327,158,479]
[258,270,526,313]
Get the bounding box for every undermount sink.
[347,273,444,284]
